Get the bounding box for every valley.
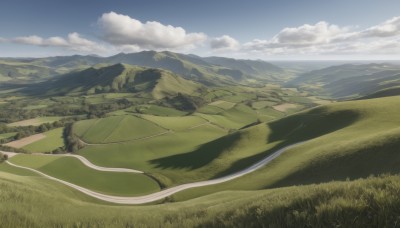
[0,51,400,227]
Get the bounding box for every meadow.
[9,154,160,196]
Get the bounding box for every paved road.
[2,151,143,173]
[5,142,304,205]
[54,154,143,173]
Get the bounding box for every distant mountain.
[2,51,285,85]
[203,56,284,79]
[0,61,59,82]
[29,63,205,100]
[357,86,400,100]
[288,63,400,99]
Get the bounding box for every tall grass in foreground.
[0,172,400,227]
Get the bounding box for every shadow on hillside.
[268,131,400,189]
[211,107,361,179]
[151,107,361,177]
[267,107,361,143]
[149,132,241,170]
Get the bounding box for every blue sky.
[1,0,400,59]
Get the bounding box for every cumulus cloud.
[210,35,240,51]
[12,33,106,53]
[243,16,400,56]
[14,35,44,45]
[98,11,207,50]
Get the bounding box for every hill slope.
[29,63,205,99]
[174,95,400,200]
[2,51,285,85]
[0,168,399,227]
[288,63,400,98]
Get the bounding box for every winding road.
[2,142,304,205]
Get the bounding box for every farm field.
[73,115,167,144]
[7,116,64,127]
[9,154,160,196]
[22,128,64,153]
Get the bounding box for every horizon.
[3,50,400,62]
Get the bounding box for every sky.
[1,0,400,60]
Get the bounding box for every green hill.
[288,63,400,98]
[1,51,286,86]
[0,61,57,82]
[30,63,205,99]
[174,96,400,200]
[358,86,400,100]
[0,167,399,227]
[203,56,285,81]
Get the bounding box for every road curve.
[49,153,143,173]
[1,151,143,173]
[5,142,304,205]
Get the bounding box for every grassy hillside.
[2,51,287,86]
[358,86,400,100]
[0,61,57,82]
[9,154,160,196]
[22,127,64,153]
[73,115,167,144]
[173,96,400,200]
[28,63,205,99]
[78,124,227,186]
[0,169,399,227]
[288,63,400,98]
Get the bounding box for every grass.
[22,128,64,153]
[0,162,39,176]
[73,115,167,143]
[196,104,258,129]
[0,132,16,140]
[208,100,236,110]
[197,105,225,114]
[78,124,227,186]
[140,115,207,131]
[0,169,400,227]
[251,100,276,109]
[135,105,187,116]
[173,96,400,200]
[9,154,160,196]
[7,116,64,127]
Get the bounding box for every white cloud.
[14,35,44,45]
[0,37,7,43]
[273,21,347,46]
[11,33,106,53]
[98,11,207,50]
[243,16,400,56]
[362,16,400,38]
[210,35,240,51]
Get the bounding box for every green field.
[140,115,207,131]
[0,169,399,227]
[22,128,64,153]
[7,116,64,127]
[196,104,258,129]
[173,96,400,200]
[9,154,160,196]
[73,115,167,144]
[0,132,16,140]
[208,100,236,110]
[135,105,187,116]
[77,124,228,185]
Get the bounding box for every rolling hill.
[27,63,205,99]
[288,63,400,99]
[1,51,286,86]
[173,95,400,200]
